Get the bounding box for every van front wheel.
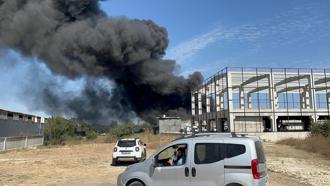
[128,180,144,186]
[226,184,243,186]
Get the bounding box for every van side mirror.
[149,157,157,177]
[152,157,157,167]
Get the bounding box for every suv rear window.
[255,141,266,163]
[117,140,136,147]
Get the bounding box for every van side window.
[194,143,225,164]
[226,144,246,158]
[156,144,187,167]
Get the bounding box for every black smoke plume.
[0,0,203,124]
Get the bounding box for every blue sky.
[1,0,330,116]
[102,0,330,77]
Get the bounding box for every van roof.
[173,132,260,142]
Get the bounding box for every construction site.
[191,67,330,133]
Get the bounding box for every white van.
[117,133,268,186]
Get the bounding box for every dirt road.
[0,142,328,185]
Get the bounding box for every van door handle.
[192,167,196,177]
[184,167,189,177]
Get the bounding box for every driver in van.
[167,147,186,166]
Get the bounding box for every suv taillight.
[114,147,117,152]
[251,159,260,179]
[135,147,139,152]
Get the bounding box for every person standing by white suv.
[112,138,147,166]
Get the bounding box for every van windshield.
[118,140,136,147]
[255,141,266,163]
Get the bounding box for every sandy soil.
[0,141,329,186]
[264,143,330,186]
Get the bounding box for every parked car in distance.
[117,133,269,186]
[112,138,147,166]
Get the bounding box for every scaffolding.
[191,67,330,133]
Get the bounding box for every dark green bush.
[86,130,98,139]
[105,123,136,143]
[44,117,78,145]
[44,116,99,145]
[310,120,330,137]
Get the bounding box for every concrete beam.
[314,77,330,85]
[231,74,269,90]
[275,75,309,87]
[248,86,270,94]
[315,86,330,92]
[277,86,301,94]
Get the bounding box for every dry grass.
[276,135,330,158]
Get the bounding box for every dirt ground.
[0,141,329,186]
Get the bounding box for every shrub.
[44,116,78,145]
[108,123,136,138]
[86,130,98,139]
[310,120,330,137]
[44,116,99,145]
[105,123,136,143]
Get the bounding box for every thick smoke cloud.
[0,0,203,124]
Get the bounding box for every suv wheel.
[143,150,147,160]
[128,180,144,186]
[112,158,117,166]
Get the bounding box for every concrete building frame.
[191,67,330,133]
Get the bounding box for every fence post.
[25,136,28,148]
[3,137,6,151]
[42,136,44,145]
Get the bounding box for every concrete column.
[227,73,234,131]
[191,92,196,116]
[301,90,306,109]
[198,91,202,115]
[220,94,224,110]
[310,72,317,112]
[311,115,319,123]
[227,73,233,111]
[206,86,210,113]
[229,114,235,132]
[247,93,252,109]
[215,80,221,112]
[270,73,278,110]
[327,92,330,110]
[305,86,311,109]
[198,120,203,132]
[271,115,278,132]
[207,120,211,132]
[274,90,279,109]
[239,87,245,110]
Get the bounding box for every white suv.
[112,138,147,166]
[117,133,269,186]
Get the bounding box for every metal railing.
[0,136,44,152]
